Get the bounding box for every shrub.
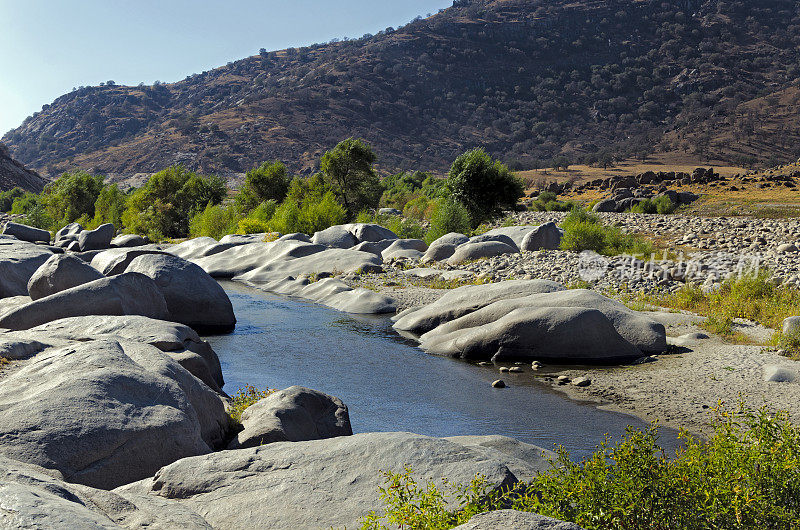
[92,184,127,228]
[629,196,677,215]
[560,207,654,256]
[235,161,290,213]
[189,203,240,239]
[229,385,274,423]
[363,407,800,530]
[356,211,425,240]
[403,195,437,220]
[425,198,471,244]
[123,165,226,239]
[447,148,524,227]
[248,200,277,223]
[269,191,347,235]
[237,218,269,234]
[0,187,24,212]
[40,171,104,228]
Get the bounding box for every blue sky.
[0,0,452,135]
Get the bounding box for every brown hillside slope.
[0,143,46,192]
[4,0,800,182]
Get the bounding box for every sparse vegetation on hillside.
[7,1,800,177]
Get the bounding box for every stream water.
[207,281,680,460]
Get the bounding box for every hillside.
[4,0,800,182]
[0,143,46,192]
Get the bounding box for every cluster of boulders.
[592,188,699,213]
[2,220,149,252]
[575,167,724,194]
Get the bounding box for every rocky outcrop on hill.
[0,142,46,192]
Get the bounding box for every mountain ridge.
[0,143,47,192]
[4,0,800,182]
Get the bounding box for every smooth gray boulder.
[27,254,105,300]
[125,254,236,333]
[54,222,82,246]
[0,455,212,528]
[453,510,585,530]
[447,241,518,265]
[378,207,401,216]
[353,238,396,256]
[0,272,169,330]
[28,315,224,391]
[78,223,115,251]
[311,225,357,248]
[420,306,642,361]
[417,289,667,357]
[0,339,229,489]
[764,365,798,383]
[118,432,531,529]
[521,222,562,251]
[481,226,537,248]
[277,232,312,243]
[593,199,617,213]
[444,435,556,482]
[168,237,237,261]
[235,247,383,284]
[2,221,50,244]
[783,316,800,335]
[91,248,171,275]
[193,241,324,278]
[229,386,352,449]
[469,232,519,250]
[0,239,54,298]
[219,233,276,244]
[423,233,470,263]
[393,280,565,335]
[382,238,428,260]
[248,277,397,314]
[111,234,149,247]
[345,223,398,243]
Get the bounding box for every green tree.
[40,171,104,228]
[236,161,290,213]
[0,187,25,212]
[92,184,127,228]
[320,138,382,216]
[425,198,471,243]
[447,148,523,227]
[123,165,226,239]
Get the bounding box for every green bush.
[269,191,347,235]
[123,165,226,240]
[248,200,277,223]
[189,203,240,239]
[40,171,104,229]
[560,207,654,256]
[628,196,677,215]
[235,161,290,213]
[320,138,382,216]
[363,407,800,530]
[0,187,24,212]
[403,195,437,220]
[356,211,425,240]
[91,184,127,228]
[237,218,270,234]
[10,192,40,215]
[425,198,471,244]
[447,148,524,227]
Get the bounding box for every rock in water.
[2,221,50,244]
[27,254,105,300]
[117,432,549,529]
[77,223,115,251]
[228,386,352,449]
[452,510,585,530]
[0,339,229,489]
[125,253,236,333]
[0,272,169,330]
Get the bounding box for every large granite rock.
[311,225,357,248]
[78,223,115,251]
[393,280,565,335]
[447,241,518,265]
[192,241,324,278]
[0,339,229,489]
[481,226,537,248]
[423,232,471,263]
[453,510,585,530]
[0,239,53,298]
[54,222,82,247]
[415,288,666,360]
[2,221,50,244]
[118,432,549,529]
[27,315,224,391]
[234,247,383,284]
[381,238,428,260]
[0,456,213,529]
[229,386,352,449]
[168,237,242,261]
[27,254,105,300]
[125,254,236,333]
[592,199,617,213]
[245,277,397,314]
[344,223,398,243]
[521,222,563,251]
[111,234,150,248]
[0,272,169,330]
[352,238,395,256]
[91,248,172,276]
[469,232,520,250]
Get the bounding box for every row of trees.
[3,139,524,242]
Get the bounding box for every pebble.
[509,366,523,373]
[531,361,541,370]
[572,376,591,387]
[499,366,510,373]
[556,375,570,385]
[492,379,506,388]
